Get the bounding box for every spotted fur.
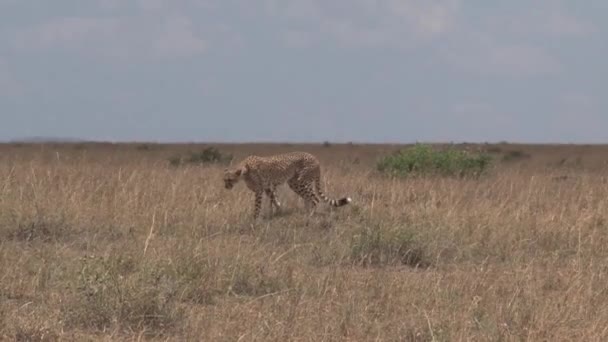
[223,151,351,219]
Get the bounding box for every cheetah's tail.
[315,178,352,207]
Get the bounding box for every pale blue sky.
[0,0,606,143]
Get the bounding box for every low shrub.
[484,146,503,154]
[63,255,180,334]
[5,216,72,243]
[223,261,285,297]
[168,147,232,167]
[376,144,492,178]
[502,149,531,162]
[349,226,428,268]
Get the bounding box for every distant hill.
[8,136,88,143]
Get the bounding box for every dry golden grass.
[2,142,608,341]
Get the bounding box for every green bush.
[376,144,492,178]
[168,147,232,167]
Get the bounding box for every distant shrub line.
[165,144,493,178]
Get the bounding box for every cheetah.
[223,151,351,219]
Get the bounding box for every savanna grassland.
[2,142,608,341]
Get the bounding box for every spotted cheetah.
[223,151,351,219]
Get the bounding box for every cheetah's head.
[223,167,247,189]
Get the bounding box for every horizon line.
[2,137,607,146]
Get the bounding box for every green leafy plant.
[376,144,492,178]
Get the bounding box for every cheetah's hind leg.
[288,178,317,216]
[302,182,321,217]
[264,187,281,216]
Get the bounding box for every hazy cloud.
[545,93,606,142]
[0,0,606,142]
[0,58,23,97]
[269,0,563,77]
[443,36,561,77]
[13,17,117,50]
[96,0,123,10]
[149,14,207,58]
[495,4,596,38]
[136,0,170,11]
[266,0,459,48]
[560,92,597,110]
[12,13,206,61]
[283,29,314,49]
